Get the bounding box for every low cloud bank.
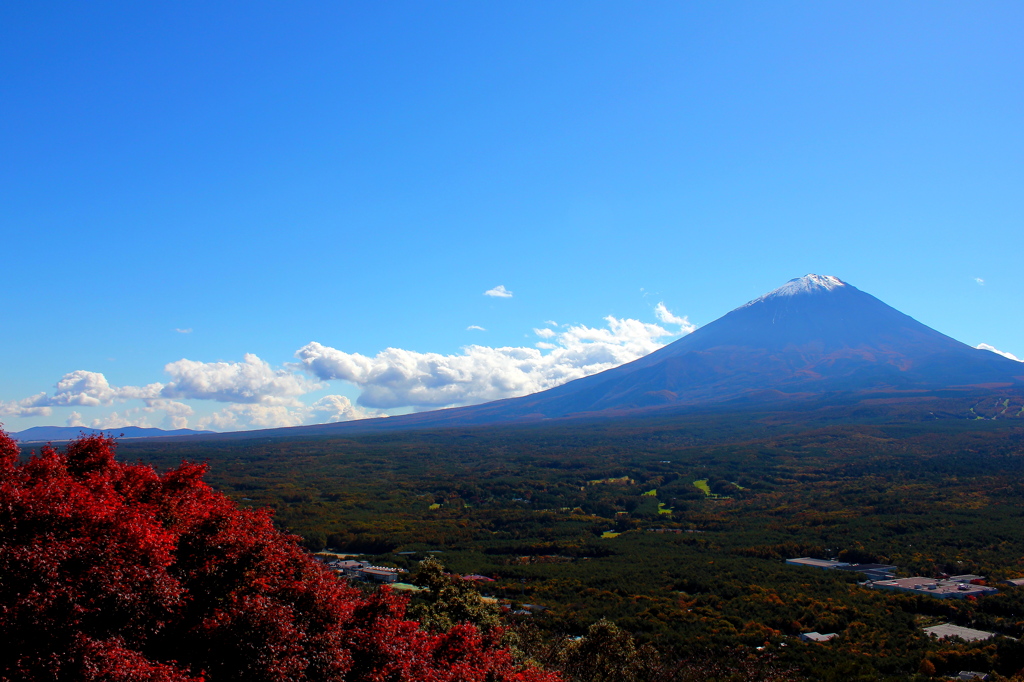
[2,306,694,431]
[295,315,684,410]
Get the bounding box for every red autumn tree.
[0,429,558,682]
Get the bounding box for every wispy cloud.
[975,278,985,285]
[467,325,486,331]
[534,327,556,339]
[654,302,697,333]
[484,285,513,298]
[175,328,193,334]
[977,343,1021,362]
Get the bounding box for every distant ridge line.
[11,425,214,443]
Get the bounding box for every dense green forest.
[104,411,1024,681]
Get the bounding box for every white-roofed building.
[923,623,996,642]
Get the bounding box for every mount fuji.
[209,275,1024,438]
[398,274,1023,424]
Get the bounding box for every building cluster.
[316,556,553,617]
[785,557,1007,599]
[871,576,998,600]
[325,559,407,584]
[785,556,1021,665]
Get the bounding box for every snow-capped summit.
[771,273,845,295]
[742,274,846,308]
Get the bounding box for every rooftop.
[924,623,996,642]
[834,563,897,573]
[870,577,998,599]
[786,557,849,569]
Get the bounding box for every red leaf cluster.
[0,430,558,682]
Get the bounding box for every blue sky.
[2,2,1022,432]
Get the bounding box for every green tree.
[410,557,501,633]
[555,619,662,682]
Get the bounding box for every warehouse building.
[835,563,898,581]
[785,557,849,569]
[923,623,996,642]
[869,577,998,599]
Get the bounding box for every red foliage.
[0,430,559,682]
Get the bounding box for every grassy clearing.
[693,479,730,499]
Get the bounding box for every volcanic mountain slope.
[512,275,1021,405]
[198,275,1024,439]
[379,274,1021,426]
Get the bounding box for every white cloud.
[545,320,558,327]
[48,370,163,406]
[0,393,53,418]
[654,302,697,333]
[467,325,486,331]
[161,353,320,403]
[62,399,195,431]
[977,343,1022,362]
[175,328,193,334]
[196,395,383,431]
[295,314,690,410]
[5,306,698,432]
[1,370,163,417]
[198,404,308,431]
[975,278,985,285]
[2,354,319,431]
[309,395,383,422]
[148,399,195,429]
[484,285,513,298]
[90,411,155,430]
